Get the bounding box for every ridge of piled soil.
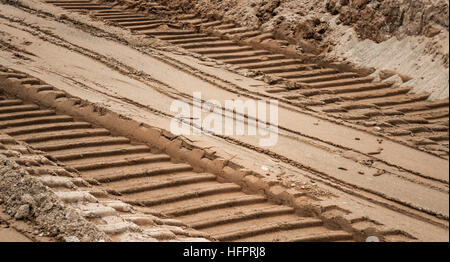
[0,155,109,242]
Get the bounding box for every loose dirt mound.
[0,155,109,242]
[326,0,449,42]
[326,0,449,68]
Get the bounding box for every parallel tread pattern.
[0,93,353,242]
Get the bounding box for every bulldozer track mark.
[0,92,356,242]
[44,0,449,159]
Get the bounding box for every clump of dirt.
[0,155,110,242]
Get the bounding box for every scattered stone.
[373,170,386,177]
[64,236,81,242]
[425,24,442,38]
[368,147,383,155]
[14,204,30,220]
